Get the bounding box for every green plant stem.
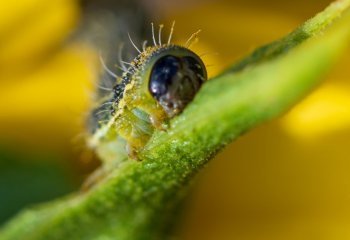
[1,1,350,239]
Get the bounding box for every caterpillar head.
[147,45,207,117]
[88,24,208,152]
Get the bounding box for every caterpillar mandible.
[88,22,207,161]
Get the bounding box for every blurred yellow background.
[0,0,350,239]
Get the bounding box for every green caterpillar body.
[88,26,207,163]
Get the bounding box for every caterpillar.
[88,22,207,162]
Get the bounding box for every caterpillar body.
[88,23,207,162]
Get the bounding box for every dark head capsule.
[149,52,207,117]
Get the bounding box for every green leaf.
[1,1,350,239]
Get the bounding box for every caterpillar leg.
[116,108,153,159]
[136,101,168,130]
[81,167,106,191]
[125,143,139,160]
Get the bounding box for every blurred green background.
[1,0,350,239]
